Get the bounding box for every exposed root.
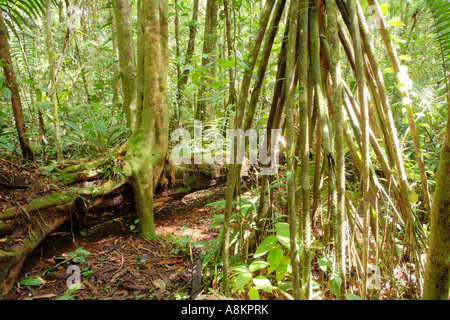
[0,156,227,298]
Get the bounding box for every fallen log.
[0,158,228,298]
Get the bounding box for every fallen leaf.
[155,258,183,265]
[115,289,128,296]
[104,241,121,254]
[152,278,166,290]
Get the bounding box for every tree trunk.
[0,158,226,298]
[196,0,218,121]
[297,0,311,300]
[177,0,199,112]
[285,0,300,300]
[124,0,169,239]
[326,0,346,298]
[367,0,431,219]
[422,75,450,300]
[0,7,33,160]
[113,0,137,130]
[109,6,120,106]
[347,0,371,299]
[220,0,277,296]
[45,0,63,162]
[223,0,237,108]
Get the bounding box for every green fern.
[422,0,450,67]
[0,0,55,30]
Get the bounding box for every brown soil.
[2,161,226,301]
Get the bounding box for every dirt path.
[5,184,226,300]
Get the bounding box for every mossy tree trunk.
[285,0,300,299]
[123,0,169,239]
[113,0,138,130]
[297,0,311,300]
[422,76,450,300]
[347,0,370,300]
[326,0,346,298]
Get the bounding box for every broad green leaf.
[38,87,52,93]
[231,265,250,274]
[267,248,284,274]
[249,260,269,272]
[389,20,404,27]
[221,59,235,69]
[205,200,227,207]
[254,235,277,258]
[274,222,289,230]
[75,247,91,256]
[343,293,362,300]
[394,38,407,44]
[19,276,44,286]
[330,274,342,298]
[248,288,259,300]
[379,4,389,16]
[237,61,251,71]
[276,228,290,248]
[408,188,419,204]
[37,101,51,109]
[400,55,411,61]
[185,20,199,27]
[253,276,272,293]
[56,294,72,300]
[318,258,332,275]
[182,64,194,72]
[2,87,12,99]
[276,256,291,282]
[23,79,38,86]
[234,272,252,291]
[208,81,223,89]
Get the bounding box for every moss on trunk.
[423,113,450,300]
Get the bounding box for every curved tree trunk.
[0,7,33,160]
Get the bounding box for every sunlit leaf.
[267,248,283,274]
[254,235,277,258]
[253,276,272,293]
[389,20,405,27]
[249,260,269,272]
[234,272,252,291]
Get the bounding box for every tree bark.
[0,7,33,160]
[196,0,218,121]
[177,0,199,111]
[124,0,169,239]
[347,0,370,300]
[284,0,300,300]
[223,0,237,108]
[297,0,311,300]
[422,75,450,300]
[367,0,431,220]
[45,0,63,162]
[326,0,346,298]
[221,0,277,296]
[113,0,137,130]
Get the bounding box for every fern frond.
[422,0,450,67]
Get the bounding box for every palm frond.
[422,0,450,67]
[0,0,55,30]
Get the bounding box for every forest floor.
[0,157,422,300]
[1,157,226,300]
